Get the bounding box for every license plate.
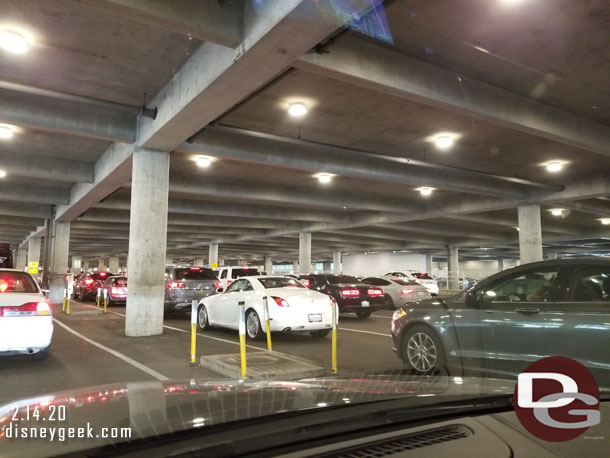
[417,292,427,296]
[361,301,370,307]
[195,289,204,294]
[308,313,322,322]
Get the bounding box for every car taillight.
[85,278,94,285]
[190,267,201,271]
[0,302,51,317]
[168,281,185,289]
[0,283,7,293]
[272,296,289,307]
[213,282,221,289]
[99,272,107,277]
[401,289,415,295]
[341,289,360,298]
[367,288,383,296]
[227,280,233,285]
[302,279,311,287]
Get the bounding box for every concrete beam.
[137,0,352,150]
[0,182,70,205]
[0,151,93,183]
[73,0,243,47]
[296,34,610,157]
[0,202,52,219]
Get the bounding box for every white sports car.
[197,276,334,340]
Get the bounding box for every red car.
[104,276,127,306]
[74,271,114,301]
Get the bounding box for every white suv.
[214,266,261,290]
[384,271,439,296]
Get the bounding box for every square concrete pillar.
[193,257,204,266]
[299,232,311,274]
[71,255,82,274]
[332,250,341,274]
[264,256,273,274]
[497,257,504,272]
[98,258,107,271]
[49,222,70,303]
[27,237,41,268]
[16,246,27,271]
[518,204,543,264]
[125,148,170,337]
[446,245,459,290]
[425,253,433,273]
[109,256,120,273]
[209,243,219,266]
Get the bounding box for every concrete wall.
[436,259,520,279]
[342,252,426,276]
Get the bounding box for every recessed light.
[416,187,434,196]
[314,173,334,184]
[513,226,520,231]
[287,103,308,117]
[0,30,30,54]
[434,135,454,149]
[474,45,490,54]
[550,208,564,216]
[599,218,610,226]
[545,161,563,173]
[0,170,6,178]
[195,156,212,168]
[0,125,14,139]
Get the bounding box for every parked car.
[214,266,261,289]
[297,274,384,318]
[384,271,439,295]
[0,269,52,360]
[74,271,114,301]
[362,276,430,309]
[197,276,333,339]
[390,258,610,388]
[164,266,219,313]
[104,276,128,306]
[0,243,14,269]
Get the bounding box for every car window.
[363,277,389,286]
[220,269,228,279]
[110,277,128,286]
[231,268,259,278]
[412,272,432,280]
[242,280,254,291]
[391,278,419,286]
[224,279,244,293]
[174,268,217,280]
[259,277,305,289]
[570,266,610,302]
[326,275,360,284]
[478,266,563,303]
[0,272,39,293]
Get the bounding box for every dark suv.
[297,274,385,319]
[164,266,219,313]
[74,271,114,301]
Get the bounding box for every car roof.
[0,268,24,273]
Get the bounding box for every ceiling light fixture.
[416,187,434,196]
[434,135,454,149]
[0,30,30,54]
[550,208,564,217]
[0,170,6,178]
[599,218,610,226]
[315,173,334,184]
[0,125,14,139]
[287,103,308,117]
[546,161,563,173]
[474,45,490,54]
[195,156,212,168]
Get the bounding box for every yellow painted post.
[96,288,101,308]
[263,296,272,351]
[331,300,338,374]
[103,288,108,314]
[190,300,197,366]
[238,300,247,379]
[66,295,70,315]
[62,288,66,313]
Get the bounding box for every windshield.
[258,277,305,289]
[1,2,608,456]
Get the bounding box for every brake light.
[301,279,311,287]
[0,283,7,293]
[401,289,415,295]
[168,281,185,289]
[242,266,249,270]
[213,282,221,289]
[392,278,402,282]
[190,267,201,271]
[85,278,94,285]
[367,288,383,296]
[99,272,107,277]
[272,296,289,307]
[0,302,51,317]
[341,289,360,298]
[227,280,233,285]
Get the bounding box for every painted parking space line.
[371,314,392,319]
[338,327,392,337]
[52,318,169,381]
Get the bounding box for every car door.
[219,269,229,289]
[213,279,246,325]
[455,265,568,378]
[545,264,610,389]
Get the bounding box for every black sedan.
[297,274,385,318]
[390,258,610,389]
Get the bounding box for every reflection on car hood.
[0,376,515,457]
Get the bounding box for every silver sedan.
[362,276,430,309]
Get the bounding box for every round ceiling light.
[434,135,454,149]
[0,170,7,178]
[0,125,14,139]
[417,187,434,196]
[287,103,308,117]
[546,161,563,173]
[195,156,212,168]
[316,173,333,184]
[0,30,30,54]
[550,208,564,217]
[599,218,610,226]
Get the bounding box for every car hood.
[0,376,515,457]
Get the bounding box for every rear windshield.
[412,273,433,280]
[109,277,128,286]
[0,244,13,268]
[0,272,39,293]
[259,277,305,289]
[231,268,259,279]
[175,268,217,280]
[326,275,360,285]
[391,278,420,286]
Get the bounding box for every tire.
[77,289,85,301]
[356,310,372,319]
[246,310,264,340]
[107,299,114,307]
[384,294,395,310]
[33,348,49,361]
[401,325,446,374]
[310,329,330,338]
[197,304,212,330]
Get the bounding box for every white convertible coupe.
[197,276,334,340]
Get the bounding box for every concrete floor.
[0,300,404,406]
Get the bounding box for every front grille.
[319,425,472,457]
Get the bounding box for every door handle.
[515,308,540,316]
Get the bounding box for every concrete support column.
[322,261,331,273]
[299,231,312,274]
[545,250,558,260]
[49,222,70,303]
[497,257,505,272]
[83,260,89,271]
[218,258,224,267]
[332,250,341,274]
[209,243,219,266]
[109,256,119,273]
[71,255,82,274]
[264,256,273,274]
[446,245,459,290]
[27,237,41,268]
[16,246,27,271]
[165,256,173,266]
[193,257,204,266]
[518,204,543,264]
[425,253,433,273]
[125,148,170,337]
[98,258,107,271]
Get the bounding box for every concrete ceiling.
[1,0,609,266]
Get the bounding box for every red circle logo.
[514,356,600,442]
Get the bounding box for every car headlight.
[392,309,406,320]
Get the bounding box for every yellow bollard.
[66,296,70,315]
[263,296,272,351]
[238,301,247,379]
[190,300,197,366]
[62,288,67,313]
[331,300,338,374]
[96,288,101,308]
[103,288,108,314]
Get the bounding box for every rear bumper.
[0,316,53,355]
[337,298,384,312]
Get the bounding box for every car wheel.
[356,310,372,319]
[384,294,395,309]
[33,348,49,361]
[107,299,114,307]
[310,329,330,338]
[197,304,212,330]
[246,310,264,340]
[402,325,446,374]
